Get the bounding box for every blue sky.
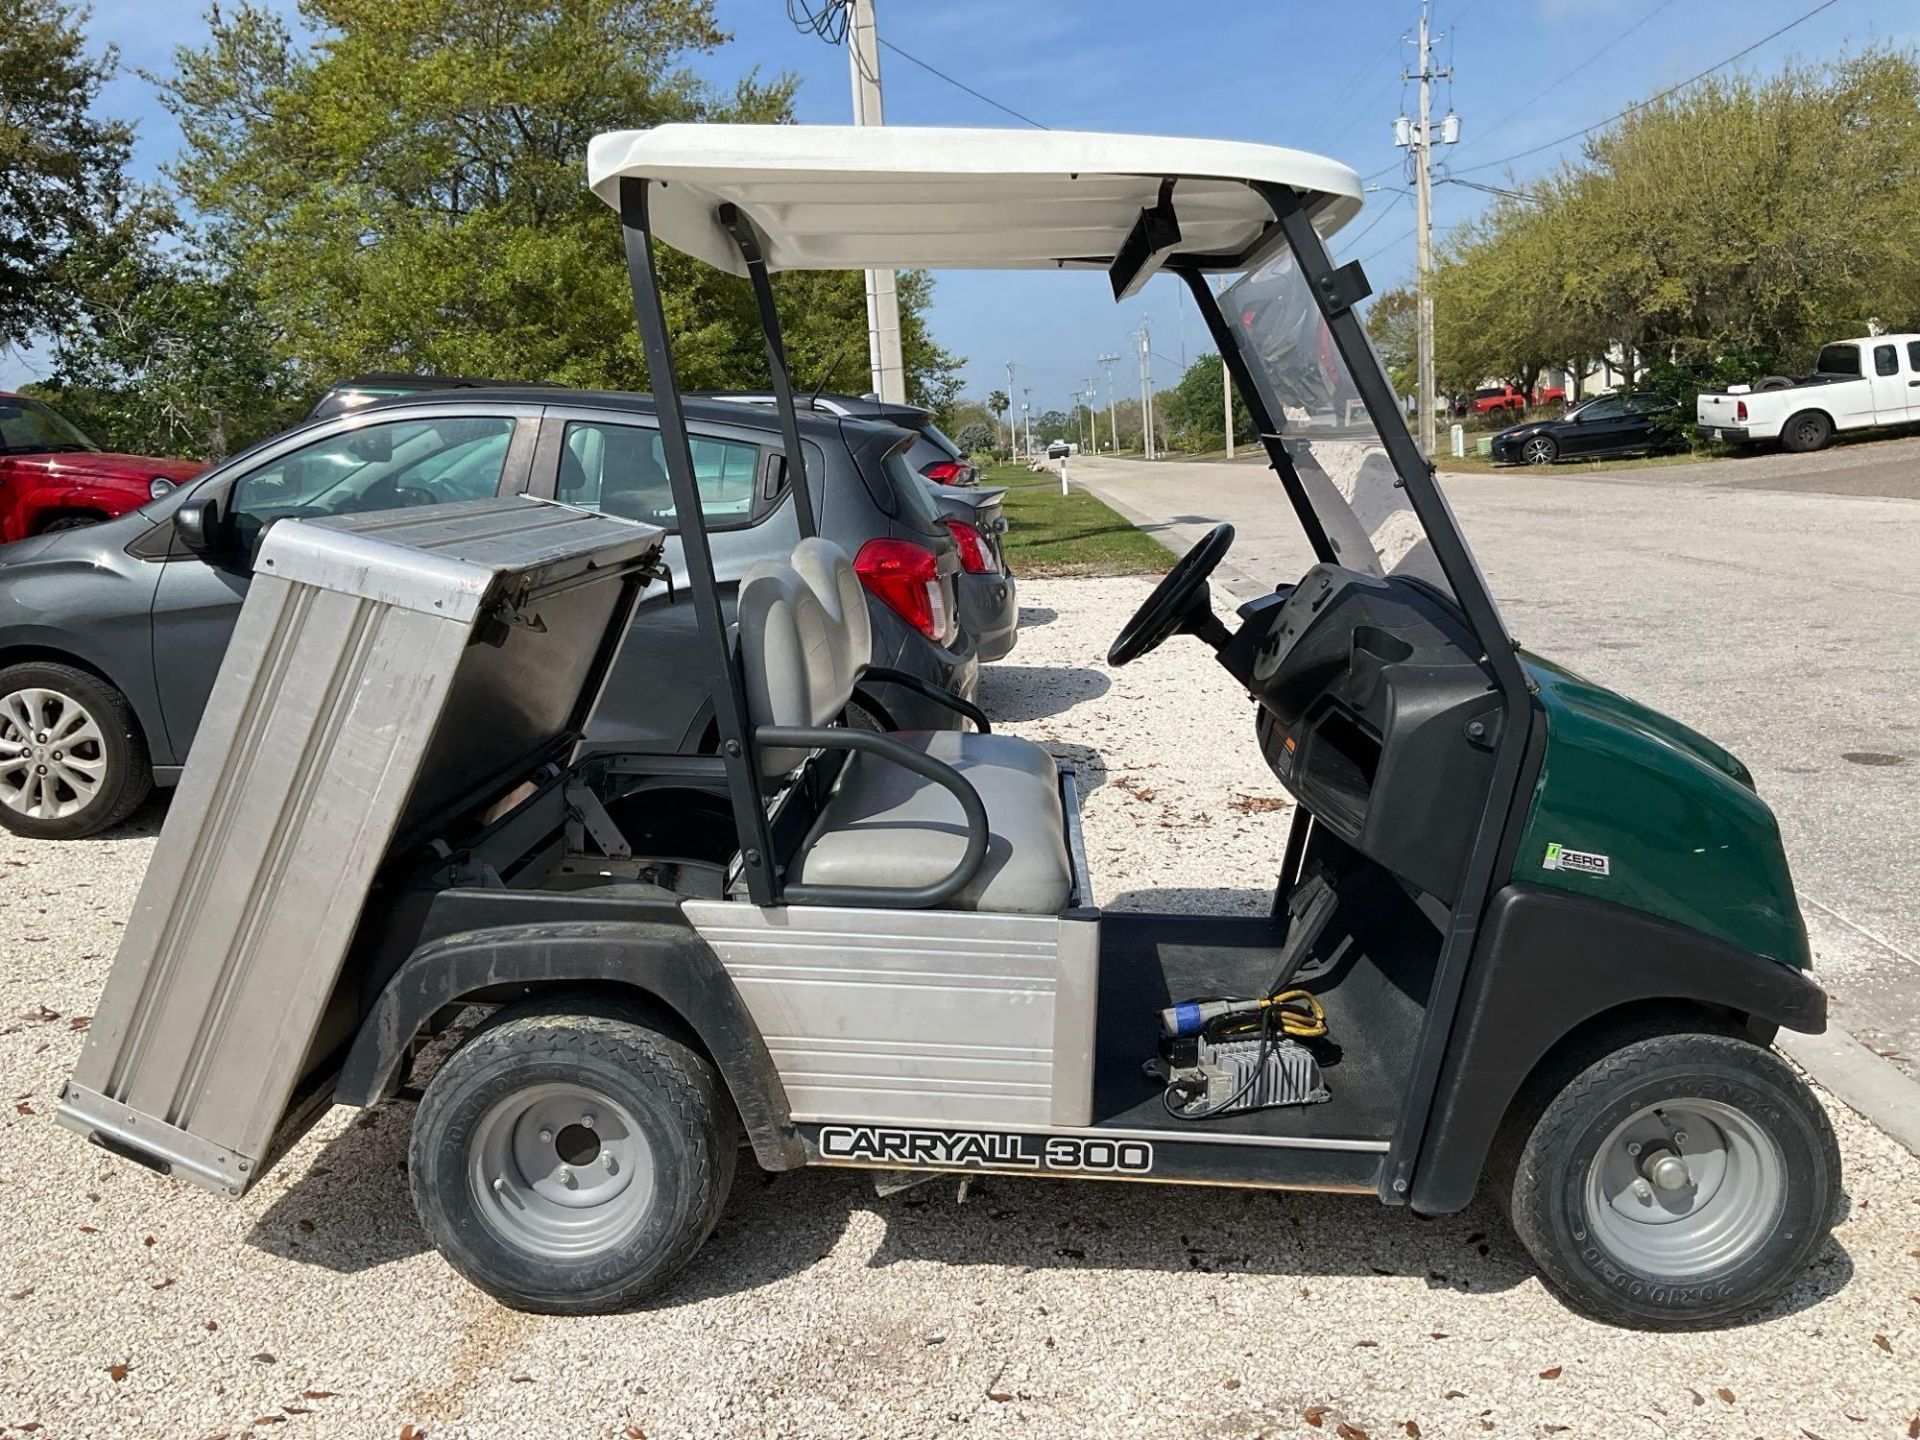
[10,0,1918,406]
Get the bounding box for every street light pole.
[1394,0,1457,460]
[1098,353,1120,451]
[1005,361,1017,458]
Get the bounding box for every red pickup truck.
[1471,384,1528,416]
[0,394,206,544]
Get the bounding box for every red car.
[0,394,207,545]
[1471,384,1528,416]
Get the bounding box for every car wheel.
[1780,411,1832,453]
[1521,435,1559,466]
[1504,1030,1840,1329]
[0,662,152,839]
[408,995,737,1315]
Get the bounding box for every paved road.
[1067,439,1920,1079]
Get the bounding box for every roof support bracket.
[1315,259,1373,319]
[718,202,817,537]
[1110,178,1181,302]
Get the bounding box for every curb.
[1778,1022,1920,1158]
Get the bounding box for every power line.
[1341,186,1411,249]
[1361,226,1417,268]
[1449,0,1681,161]
[1300,28,1407,147]
[876,38,1050,130]
[1454,0,1850,175]
[787,0,1048,130]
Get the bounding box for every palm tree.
[987,389,1010,454]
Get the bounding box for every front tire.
[408,997,737,1315]
[1780,411,1832,453]
[1521,435,1559,466]
[0,662,152,839]
[1506,1031,1840,1329]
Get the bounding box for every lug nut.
[581,1113,595,1130]
[1632,1179,1653,1201]
[492,1176,505,1192]
[1673,1130,1688,1146]
[603,1151,618,1174]
[538,1128,553,1144]
[1625,1141,1641,1157]
[557,1166,575,1187]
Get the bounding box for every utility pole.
[1005,361,1017,458]
[1395,0,1458,460]
[1138,322,1155,461]
[1098,353,1120,450]
[1083,379,1097,453]
[1021,388,1032,459]
[847,0,906,403]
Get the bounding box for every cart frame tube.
[619,176,778,904]
[1238,182,1536,1204]
[718,201,818,539]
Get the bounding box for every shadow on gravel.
[1017,605,1057,627]
[977,663,1111,723]
[1038,741,1108,794]
[249,1103,431,1272]
[1106,885,1272,915]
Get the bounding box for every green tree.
[986,387,1009,446]
[153,0,961,401]
[0,0,133,347]
[954,421,993,454]
[1159,353,1252,452]
[1365,288,1417,396]
[41,230,303,457]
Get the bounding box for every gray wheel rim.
[468,1081,655,1260]
[0,687,108,820]
[1796,418,1823,447]
[1584,1098,1785,1280]
[1523,437,1555,465]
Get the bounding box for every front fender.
[1409,883,1827,1214]
[335,918,805,1171]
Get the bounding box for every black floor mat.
[1091,872,1436,1142]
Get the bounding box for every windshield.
[1217,251,1447,592]
[0,397,99,455]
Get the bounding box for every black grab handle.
[756,724,989,908]
[859,665,991,733]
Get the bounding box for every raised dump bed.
[58,497,664,1194]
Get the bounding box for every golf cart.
[59,125,1839,1330]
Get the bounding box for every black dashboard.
[1218,564,1504,904]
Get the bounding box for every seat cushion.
[790,731,1072,914]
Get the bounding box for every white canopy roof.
[587,124,1363,277]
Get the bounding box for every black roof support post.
[1256,180,1536,1208]
[1177,266,1336,565]
[719,202,818,539]
[620,176,778,905]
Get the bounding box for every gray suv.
[0,390,979,838]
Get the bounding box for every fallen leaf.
[1717,1387,1736,1403]
[987,1390,1014,1403]
[203,1320,219,1332]
[107,1362,129,1382]
[143,1235,156,1248]
[69,1015,90,1031]
[297,1219,315,1233]
[1355,1339,1379,1348]
[150,1278,174,1291]
[302,1390,339,1400]
[1305,1407,1328,1428]
[1687,1388,1705,1407]
[77,1224,98,1234]
[1905,1415,1918,1439]
[22,1005,59,1022]
[1223,1378,1241,1390]
[1539,1366,1562,1380]
[510,1374,533,1383]
[1336,1424,1369,1440]
[625,1428,646,1440]
[400,1426,427,1440]
[1873,1333,1892,1354]
[251,1351,276,1364]
[9,1284,34,1300]
[1429,1332,1449,1340]
[1404,1424,1422,1438]
[252,1417,285,1427]
[1443,1390,1466,1400]
[282,1406,311,1416]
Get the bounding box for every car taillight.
[854,538,950,641]
[1736,400,1748,422]
[944,517,991,573]
[921,460,967,484]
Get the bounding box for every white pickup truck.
[1696,334,1920,452]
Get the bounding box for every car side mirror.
[174,496,224,553]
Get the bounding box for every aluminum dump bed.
[58,498,664,1195]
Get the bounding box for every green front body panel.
[1512,653,1810,969]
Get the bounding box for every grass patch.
[979,463,1174,577]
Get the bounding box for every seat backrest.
[737,557,861,777]
[790,536,872,678]
[599,427,673,521]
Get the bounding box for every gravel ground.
[4,575,1918,1440]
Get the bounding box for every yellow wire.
[1263,989,1329,1039]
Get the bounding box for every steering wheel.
[1108,523,1235,667]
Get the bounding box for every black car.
[1490,392,1682,465]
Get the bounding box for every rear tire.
[1505,1031,1840,1329]
[408,996,737,1314]
[1780,411,1832,453]
[1521,435,1559,466]
[0,661,152,839]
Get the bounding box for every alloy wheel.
[1523,436,1557,465]
[0,688,108,821]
